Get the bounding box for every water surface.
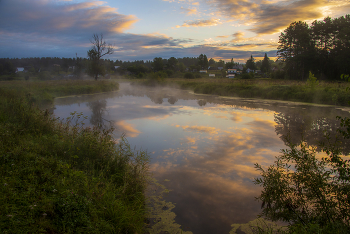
[53,83,350,234]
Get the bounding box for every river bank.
[0,80,151,233]
[131,78,350,107]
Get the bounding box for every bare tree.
[88,33,113,80]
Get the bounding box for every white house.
[16,67,25,73]
[227,69,237,74]
[209,74,215,78]
[199,70,207,73]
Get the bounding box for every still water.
[53,83,350,234]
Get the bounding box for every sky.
[0,0,349,63]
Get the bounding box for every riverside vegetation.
[0,79,193,234]
[0,80,152,233]
[131,71,350,107]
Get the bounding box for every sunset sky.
[1,0,349,63]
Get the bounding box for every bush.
[241,72,254,79]
[184,72,195,79]
[38,71,51,80]
[254,128,350,232]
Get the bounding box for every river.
[53,82,350,234]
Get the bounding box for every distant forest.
[0,14,349,81]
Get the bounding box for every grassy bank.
[0,79,119,106]
[132,78,350,106]
[0,80,149,233]
[0,86,150,233]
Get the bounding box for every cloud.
[0,0,138,37]
[176,125,220,135]
[181,6,198,15]
[207,0,350,34]
[176,18,222,28]
[231,31,245,43]
[114,120,141,138]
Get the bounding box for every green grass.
[132,78,350,106]
[0,79,119,106]
[0,82,150,233]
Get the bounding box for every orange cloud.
[178,125,219,135]
[114,120,141,138]
[176,18,222,28]
[181,7,198,15]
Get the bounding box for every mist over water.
[53,83,350,234]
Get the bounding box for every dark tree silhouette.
[88,33,113,80]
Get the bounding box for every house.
[233,65,244,70]
[246,68,254,73]
[217,67,224,70]
[16,67,25,73]
[227,69,237,74]
[209,74,215,78]
[199,70,207,73]
[227,74,235,79]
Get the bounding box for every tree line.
[278,14,350,80]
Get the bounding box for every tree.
[277,21,315,80]
[197,54,208,69]
[245,55,256,70]
[153,57,164,71]
[225,58,235,69]
[260,53,271,73]
[88,33,113,80]
[167,57,178,71]
[208,58,216,67]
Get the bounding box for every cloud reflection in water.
[53,83,350,234]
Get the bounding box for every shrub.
[254,130,350,232]
[241,72,254,79]
[184,72,195,79]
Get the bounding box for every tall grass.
[132,78,350,106]
[0,89,149,233]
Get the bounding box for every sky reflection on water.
[53,83,350,234]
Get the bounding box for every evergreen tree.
[260,53,270,73]
[245,55,256,70]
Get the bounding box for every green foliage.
[38,71,52,80]
[0,89,149,233]
[261,53,271,73]
[246,55,257,70]
[197,54,208,69]
[230,218,286,234]
[254,136,350,232]
[306,71,319,89]
[241,72,255,79]
[153,57,164,71]
[184,72,195,79]
[278,15,350,80]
